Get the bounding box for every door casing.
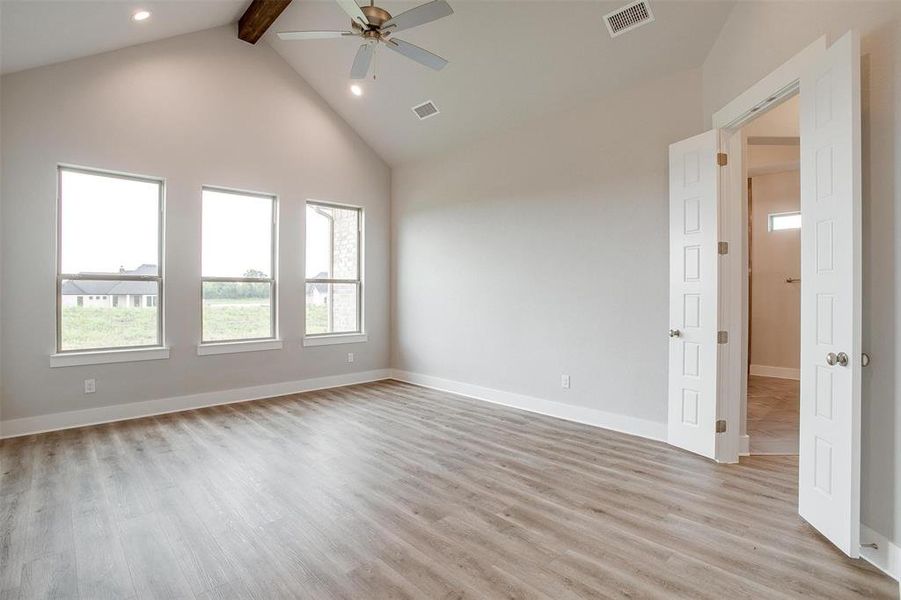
[709,32,864,560]
[711,36,828,463]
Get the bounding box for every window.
[57,166,163,352]
[201,187,276,343]
[768,211,801,231]
[305,202,362,336]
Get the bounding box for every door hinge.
[717,152,728,166]
[717,331,728,344]
[716,419,727,433]
[718,241,729,255]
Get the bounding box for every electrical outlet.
[84,379,96,394]
[347,352,354,363]
[561,374,570,389]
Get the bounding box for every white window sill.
[302,333,368,347]
[50,346,170,368]
[197,339,283,356]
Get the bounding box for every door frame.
[711,36,828,464]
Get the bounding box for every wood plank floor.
[1,380,896,599]
[747,375,800,455]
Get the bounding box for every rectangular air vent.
[412,100,439,120]
[604,1,654,38]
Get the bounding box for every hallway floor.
[748,375,800,455]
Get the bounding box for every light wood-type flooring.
[748,375,800,455]
[1,380,896,599]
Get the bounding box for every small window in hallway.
[768,211,801,231]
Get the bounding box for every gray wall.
[0,26,391,422]
[391,0,901,556]
[391,69,703,425]
[702,0,901,561]
[2,0,898,565]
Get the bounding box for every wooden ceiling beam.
[238,0,293,44]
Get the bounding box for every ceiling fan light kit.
[277,0,453,80]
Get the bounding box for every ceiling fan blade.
[335,0,369,27]
[381,0,453,34]
[277,31,356,40]
[350,43,375,79]
[384,38,448,71]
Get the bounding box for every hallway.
[748,375,800,455]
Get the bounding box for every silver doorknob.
[862,352,871,367]
[669,329,681,338]
[826,352,849,367]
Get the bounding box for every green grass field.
[61,307,158,350]
[60,303,331,350]
[202,302,272,341]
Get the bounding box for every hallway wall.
[749,169,801,377]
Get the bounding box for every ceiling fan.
[277,0,453,80]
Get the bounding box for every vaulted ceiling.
[1,0,735,166]
[0,0,247,74]
[266,1,735,164]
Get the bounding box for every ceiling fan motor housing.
[361,5,391,28]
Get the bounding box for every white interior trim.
[749,364,801,380]
[748,162,800,177]
[0,369,391,439]
[197,339,283,355]
[739,434,750,456]
[303,333,368,347]
[712,36,826,129]
[390,369,666,442]
[860,524,901,582]
[49,346,170,368]
[717,128,744,464]
[711,34,826,467]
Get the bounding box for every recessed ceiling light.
[350,84,363,97]
[132,10,151,22]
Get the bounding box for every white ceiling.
[267,0,736,165]
[2,0,736,165]
[1,0,247,75]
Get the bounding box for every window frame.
[56,165,166,354]
[767,210,802,232]
[200,186,279,345]
[304,200,364,338]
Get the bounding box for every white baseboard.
[749,364,800,380]
[0,369,392,439]
[5,367,895,588]
[739,434,750,456]
[389,369,666,442]
[860,524,901,583]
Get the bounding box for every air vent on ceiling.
[603,1,654,38]
[412,100,440,120]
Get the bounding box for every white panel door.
[668,130,720,459]
[798,30,862,557]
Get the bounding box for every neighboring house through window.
[57,166,163,352]
[305,201,362,336]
